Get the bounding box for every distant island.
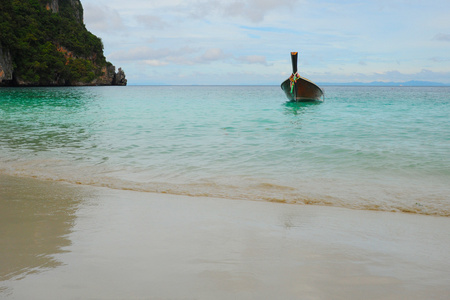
[0,0,126,86]
[318,81,448,87]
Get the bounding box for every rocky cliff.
[0,45,13,83]
[0,0,126,86]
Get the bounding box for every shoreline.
[1,174,450,299]
[1,170,448,217]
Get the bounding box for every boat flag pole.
[291,52,298,75]
[291,52,298,100]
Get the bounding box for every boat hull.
[281,76,324,102]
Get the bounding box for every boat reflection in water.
[281,52,324,102]
[283,100,321,116]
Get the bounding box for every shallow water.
[1,85,449,215]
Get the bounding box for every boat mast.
[291,52,298,75]
[291,52,298,100]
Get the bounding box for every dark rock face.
[45,0,59,14]
[114,68,127,86]
[0,45,13,85]
[45,0,83,24]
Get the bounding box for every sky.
[81,0,450,85]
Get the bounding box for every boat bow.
[281,52,324,102]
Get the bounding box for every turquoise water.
[1,86,449,215]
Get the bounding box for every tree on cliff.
[0,0,126,86]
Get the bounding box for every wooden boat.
[281,52,324,102]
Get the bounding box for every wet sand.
[1,174,450,299]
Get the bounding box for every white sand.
[1,175,450,299]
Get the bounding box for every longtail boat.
[281,52,324,102]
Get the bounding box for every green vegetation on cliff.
[0,0,118,85]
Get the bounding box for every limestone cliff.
[0,45,13,83]
[45,0,59,15]
[45,0,83,24]
[0,0,126,86]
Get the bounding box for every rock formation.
[45,0,59,14]
[0,45,13,84]
[114,68,127,86]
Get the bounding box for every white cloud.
[199,48,231,62]
[84,4,124,33]
[144,60,169,66]
[180,0,300,23]
[309,69,450,84]
[237,55,270,66]
[108,46,168,61]
[109,46,233,66]
[135,15,169,29]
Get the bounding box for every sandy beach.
[1,174,449,299]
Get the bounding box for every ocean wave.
[1,159,449,217]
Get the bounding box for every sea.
[0,85,449,216]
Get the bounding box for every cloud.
[199,48,231,62]
[433,33,450,42]
[84,4,124,33]
[109,46,169,61]
[310,69,450,84]
[108,46,233,66]
[430,57,450,62]
[237,55,269,65]
[412,69,450,82]
[143,60,169,66]
[182,0,300,23]
[135,15,169,29]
